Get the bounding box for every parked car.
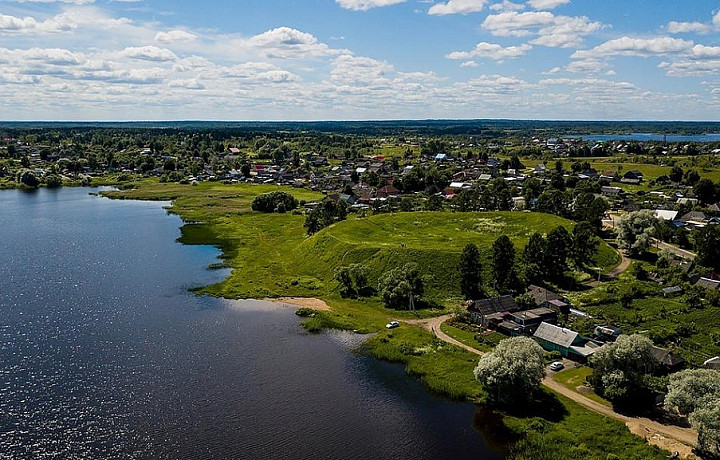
[550,361,565,371]
[385,320,400,329]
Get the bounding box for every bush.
[251,191,298,213]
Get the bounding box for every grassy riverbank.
[101,180,665,460]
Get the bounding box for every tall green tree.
[523,232,547,283]
[492,235,516,292]
[459,243,483,299]
[694,178,717,205]
[545,226,572,281]
[696,225,720,270]
[572,222,599,268]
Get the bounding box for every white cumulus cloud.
[482,11,603,47]
[121,46,178,62]
[428,0,488,16]
[528,0,570,10]
[155,30,197,44]
[446,42,531,60]
[335,0,406,11]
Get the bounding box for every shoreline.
[263,296,332,311]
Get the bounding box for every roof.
[570,342,601,357]
[651,346,685,367]
[468,295,519,316]
[662,286,683,295]
[655,210,678,221]
[526,307,556,318]
[680,211,707,222]
[696,277,720,291]
[533,322,578,348]
[527,285,561,305]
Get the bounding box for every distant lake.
[0,187,502,459]
[566,133,720,142]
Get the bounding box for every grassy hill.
[293,211,615,302]
[104,182,619,302]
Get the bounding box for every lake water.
[566,133,720,142]
[0,187,502,459]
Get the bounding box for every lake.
[566,133,720,142]
[0,187,503,459]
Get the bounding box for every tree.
[378,263,424,309]
[523,232,547,283]
[572,222,599,268]
[522,176,543,205]
[16,169,39,188]
[43,174,62,188]
[689,400,720,458]
[669,165,684,183]
[696,225,720,270]
[492,235,516,292]
[335,264,369,298]
[616,210,657,256]
[665,369,720,417]
[545,226,572,281]
[251,191,298,213]
[425,194,444,211]
[694,178,717,205]
[459,243,483,299]
[483,178,512,211]
[304,200,348,235]
[589,334,658,407]
[474,337,546,406]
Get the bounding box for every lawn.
[553,366,611,407]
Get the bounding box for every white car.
[549,361,565,371]
[385,321,400,329]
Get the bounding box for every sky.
[0,0,719,121]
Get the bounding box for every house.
[651,346,686,374]
[662,286,683,297]
[467,296,519,327]
[533,322,601,362]
[601,186,623,197]
[600,170,616,181]
[376,185,401,198]
[509,307,558,332]
[704,356,720,371]
[526,285,570,313]
[434,153,449,162]
[228,147,241,154]
[497,321,523,336]
[696,277,720,291]
[594,325,622,342]
[654,210,678,221]
[623,170,644,181]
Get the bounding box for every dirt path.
[653,239,697,260]
[584,248,631,288]
[407,315,698,457]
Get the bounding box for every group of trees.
[334,264,371,298]
[250,191,298,213]
[377,263,424,309]
[458,223,599,299]
[524,223,598,284]
[304,200,348,235]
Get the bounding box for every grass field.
[553,367,610,407]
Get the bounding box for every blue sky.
[0,0,719,121]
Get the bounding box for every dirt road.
[405,315,698,456]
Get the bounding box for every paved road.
[404,315,698,453]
